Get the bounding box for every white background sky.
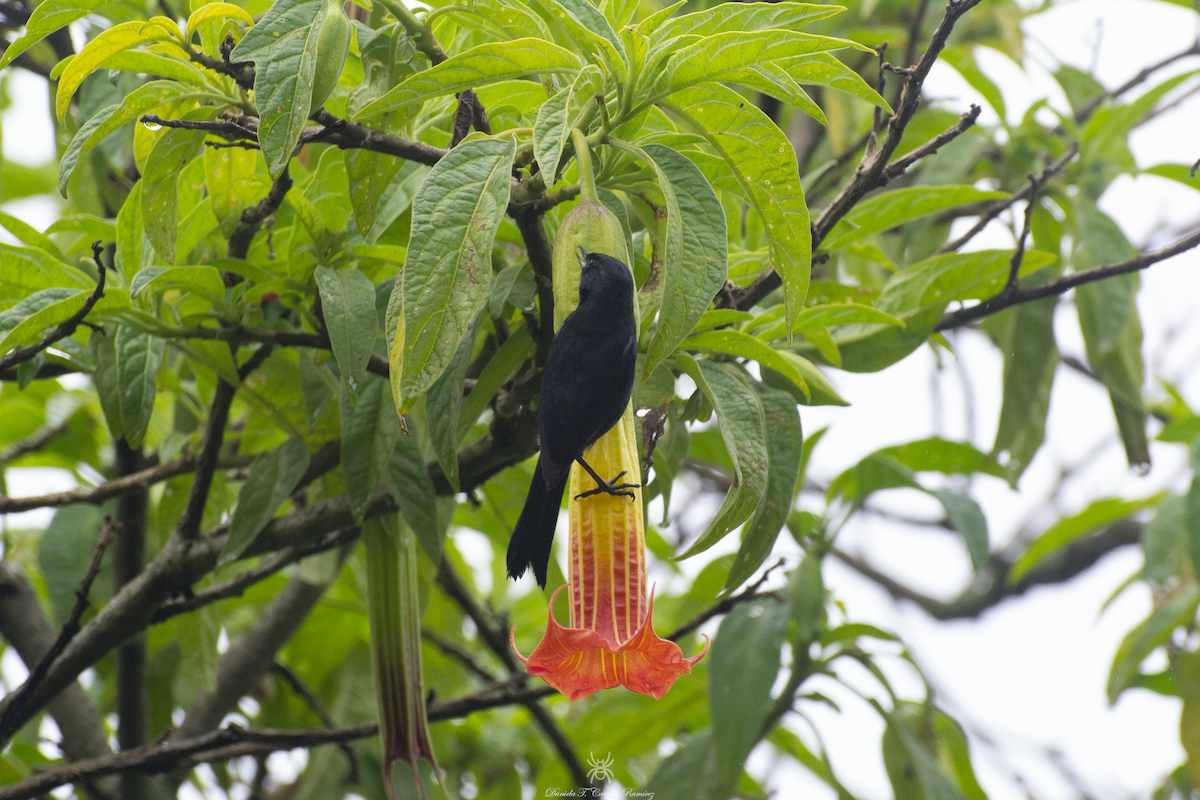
[4,1,1200,798]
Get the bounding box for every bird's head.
[577,247,633,299]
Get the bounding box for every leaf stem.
[570,128,597,202]
[374,0,448,64]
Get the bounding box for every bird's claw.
[574,470,640,501]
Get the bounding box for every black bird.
[506,247,639,587]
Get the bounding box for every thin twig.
[940,143,1078,254]
[0,517,116,741]
[1070,38,1200,125]
[0,242,106,373]
[1004,172,1039,292]
[229,172,293,260]
[881,104,981,181]
[270,662,359,783]
[0,453,255,515]
[0,419,71,463]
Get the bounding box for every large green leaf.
[390,137,515,413]
[683,329,809,400]
[116,327,166,449]
[0,244,92,305]
[1074,202,1147,467]
[0,0,107,69]
[357,38,580,120]
[837,249,1057,372]
[316,266,378,407]
[55,17,180,121]
[710,595,790,788]
[219,438,312,566]
[653,1,843,41]
[642,144,727,374]
[726,384,802,591]
[882,709,971,800]
[676,357,769,558]
[140,123,208,264]
[1108,584,1200,703]
[992,298,1058,485]
[231,0,341,177]
[423,313,481,493]
[822,186,1007,250]
[1010,495,1161,583]
[665,83,811,332]
[59,81,185,197]
[783,52,892,111]
[649,30,865,102]
[37,504,108,624]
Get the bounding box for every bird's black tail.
[507,457,568,588]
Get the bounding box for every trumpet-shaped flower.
[514,409,708,701]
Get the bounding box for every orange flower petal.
[514,587,708,701]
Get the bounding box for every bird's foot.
[574,470,640,500]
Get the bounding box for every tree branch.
[935,226,1200,330]
[307,109,446,165]
[0,242,106,373]
[832,518,1142,619]
[0,517,115,743]
[229,171,292,260]
[0,418,71,463]
[0,563,117,800]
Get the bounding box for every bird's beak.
[576,245,589,271]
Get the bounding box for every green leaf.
[710,596,790,788]
[116,327,166,448]
[0,288,84,355]
[60,82,186,197]
[347,148,403,237]
[643,731,721,800]
[392,137,515,413]
[130,266,226,305]
[219,438,312,566]
[231,0,341,177]
[1187,442,1200,589]
[1010,495,1162,584]
[0,245,93,304]
[532,85,572,186]
[828,453,918,505]
[653,2,844,41]
[675,357,769,558]
[783,52,891,112]
[89,329,124,440]
[882,709,970,800]
[341,376,392,521]
[650,30,866,101]
[316,266,378,407]
[726,384,803,592]
[55,18,180,121]
[206,145,270,237]
[761,351,848,407]
[684,329,809,400]
[1074,203,1147,467]
[992,298,1058,485]
[423,313,481,493]
[757,303,904,340]
[381,416,442,561]
[117,185,154,280]
[665,83,811,332]
[1108,584,1200,703]
[458,324,534,441]
[642,144,728,375]
[724,63,828,125]
[837,249,1056,372]
[0,211,65,262]
[141,123,208,264]
[928,490,988,570]
[357,38,580,120]
[0,0,108,70]
[787,553,827,644]
[37,504,107,624]
[876,438,1005,478]
[822,186,1007,250]
[368,161,430,244]
[553,0,626,65]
